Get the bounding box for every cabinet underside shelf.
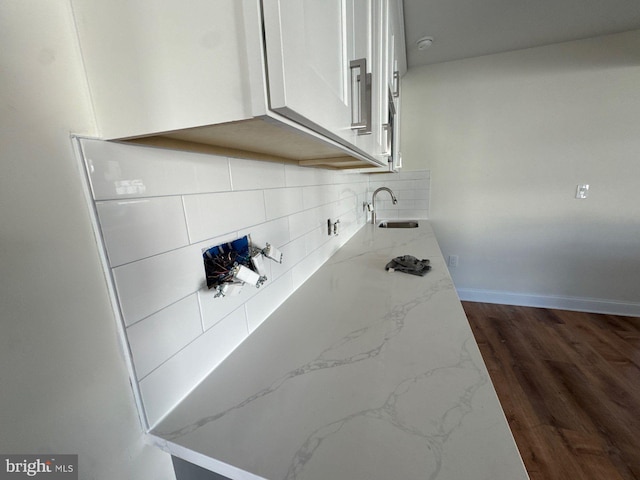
[123,117,379,170]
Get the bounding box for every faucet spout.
[371,187,398,224]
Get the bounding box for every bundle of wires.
[202,235,254,290]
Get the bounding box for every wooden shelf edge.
[118,119,386,171]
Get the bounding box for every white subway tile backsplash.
[263,187,304,220]
[82,139,231,200]
[285,163,336,186]
[376,199,429,210]
[229,158,286,191]
[288,210,314,240]
[414,178,431,191]
[245,272,294,333]
[270,236,307,280]
[139,306,249,427]
[411,170,431,179]
[183,190,266,243]
[335,172,365,185]
[339,180,367,195]
[238,216,290,251]
[336,209,358,233]
[408,199,430,210]
[96,197,189,267]
[304,225,331,256]
[291,246,325,287]
[395,189,429,200]
[80,138,429,429]
[198,282,258,332]
[368,170,430,221]
[315,204,332,231]
[397,209,430,220]
[127,294,203,380]
[335,195,358,218]
[375,209,400,220]
[113,244,207,325]
[303,184,338,210]
[368,178,425,192]
[369,170,430,182]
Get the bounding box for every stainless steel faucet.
[371,187,398,224]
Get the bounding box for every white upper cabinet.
[71,0,405,169]
[262,1,357,149]
[72,0,253,140]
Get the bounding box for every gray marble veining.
[150,223,529,480]
[159,274,453,443]
[284,338,486,480]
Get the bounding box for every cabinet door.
[262,0,383,164]
[350,0,382,159]
[376,0,393,165]
[389,0,405,170]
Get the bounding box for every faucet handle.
[363,202,373,212]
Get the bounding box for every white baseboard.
[456,288,640,317]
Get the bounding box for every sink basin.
[378,220,419,229]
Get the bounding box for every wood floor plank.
[546,359,639,480]
[566,311,640,374]
[555,427,627,480]
[463,301,640,480]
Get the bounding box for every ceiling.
[403,0,640,69]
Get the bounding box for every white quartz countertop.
[150,222,529,480]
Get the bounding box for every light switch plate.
[576,184,589,199]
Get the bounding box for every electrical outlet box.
[448,255,459,268]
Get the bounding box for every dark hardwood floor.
[463,302,640,480]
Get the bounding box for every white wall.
[401,30,640,314]
[0,2,175,478]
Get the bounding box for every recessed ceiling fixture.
[416,36,434,51]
